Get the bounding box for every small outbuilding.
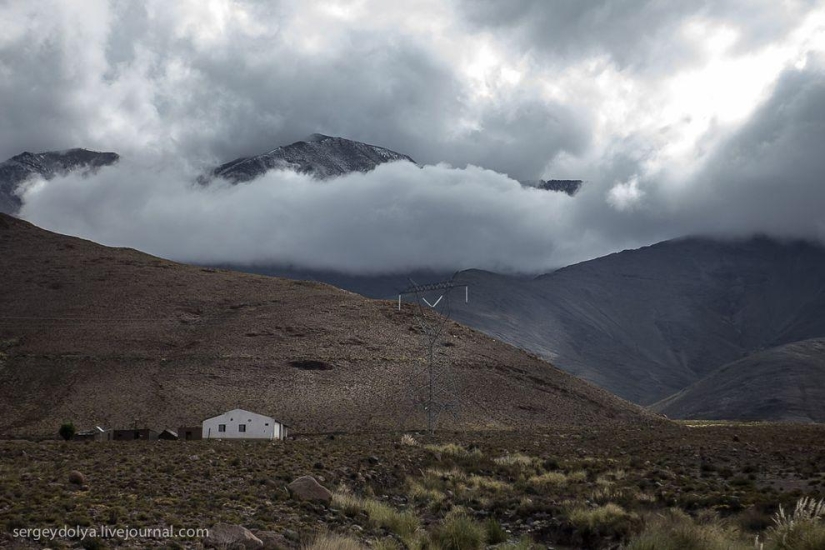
[74,426,107,441]
[202,408,288,440]
[158,429,178,440]
[178,426,203,441]
[112,429,158,441]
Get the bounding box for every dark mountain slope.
[446,237,825,406]
[0,213,652,436]
[0,149,119,215]
[652,338,825,422]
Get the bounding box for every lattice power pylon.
[398,276,468,432]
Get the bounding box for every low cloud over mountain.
[15,58,825,274]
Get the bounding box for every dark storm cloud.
[20,57,825,274]
[670,57,825,241]
[543,56,825,259]
[0,1,586,180]
[4,1,825,273]
[457,0,818,73]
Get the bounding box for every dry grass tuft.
[423,443,483,460]
[429,510,486,550]
[303,533,365,550]
[528,471,568,489]
[493,453,534,467]
[569,502,641,543]
[763,497,825,550]
[626,509,751,550]
[331,491,419,544]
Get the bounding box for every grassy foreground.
[1,423,824,549]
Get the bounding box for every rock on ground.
[203,523,263,549]
[287,475,332,503]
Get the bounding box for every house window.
[218,424,226,432]
[239,424,246,432]
[265,423,269,426]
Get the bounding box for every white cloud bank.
[19,160,579,273]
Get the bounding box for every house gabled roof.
[202,408,285,424]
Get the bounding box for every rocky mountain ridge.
[0,148,119,215]
[209,133,416,183]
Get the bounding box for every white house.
[202,408,288,440]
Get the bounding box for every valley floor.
[2,423,825,549]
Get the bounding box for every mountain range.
[2,136,824,423]
[0,136,581,216]
[445,237,825,420]
[209,133,416,182]
[213,237,825,422]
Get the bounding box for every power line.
[398,273,468,433]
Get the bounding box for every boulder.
[204,524,263,549]
[287,475,332,503]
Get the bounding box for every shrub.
[401,434,419,447]
[528,471,567,489]
[493,453,534,467]
[362,499,420,541]
[429,511,485,550]
[590,486,641,507]
[735,506,773,533]
[372,539,401,550]
[543,457,561,471]
[331,490,363,516]
[466,474,509,494]
[424,443,483,460]
[764,497,825,550]
[568,503,641,544]
[68,470,87,485]
[303,533,365,550]
[407,480,446,504]
[626,509,751,550]
[496,537,538,550]
[58,422,76,441]
[331,491,419,543]
[485,518,508,544]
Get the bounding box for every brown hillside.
[0,214,652,435]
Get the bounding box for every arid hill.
[652,338,825,422]
[0,214,651,436]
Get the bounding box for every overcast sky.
[3,1,825,273]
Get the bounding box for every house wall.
[202,409,279,440]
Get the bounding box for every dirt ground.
[1,422,824,549]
